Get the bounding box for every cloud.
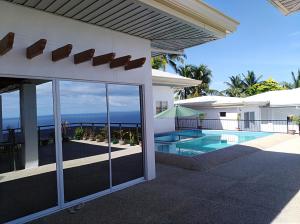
[1,81,142,119]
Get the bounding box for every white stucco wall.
[153,86,175,133]
[0,1,155,180]
[182,106,239,130]
[261,107,300,133]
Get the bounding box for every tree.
[245,78,285,96]
[243,71,262,88]
[175,65,194,99]
[189,65,213,96]
[280,70,300,89]
[164,54,186,73]
[175,64,215,99]
[281,81,293,89]
[151,56,167,70]
[224,75,245,97]
[291,70,300,88]
[151,54,186,72]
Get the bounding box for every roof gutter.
[137,0,239,38]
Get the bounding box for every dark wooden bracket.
[26,39,47,59]
[110,55,131,68]
[74,49,95,64]
[52,44,73,62]
[125,57,146,70]
[0,32,15,56]
[93,53,116,66]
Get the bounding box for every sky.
[1,82,141,119]
[182,0,300,90]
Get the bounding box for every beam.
[26,39,47,59]
[74,49,95,64]
[52,44,73,62]
[110,55,131,68]
[0,32,14,56]
[93,53,116,66]
[125,57,146,70]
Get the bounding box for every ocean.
[2,111,141,129]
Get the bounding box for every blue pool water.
[155,130,272,157]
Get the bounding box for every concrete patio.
[32,135,300,224]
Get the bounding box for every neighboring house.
[152,69,202,133]
[0,1,238,223]
[176,88,300,133]
[269,0,300,15]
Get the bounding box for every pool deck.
[32,134,300,224]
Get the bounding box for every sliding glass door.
[1,78,145,223]
[0,78,57,223]
[108,84,144,186]
[59,81,144,202]
[59,81,110,202]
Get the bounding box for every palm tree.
[242,71,262,88]
[151,54,186,72]
[291,70,300,88]
[224,75,245,97]
[175,65,193,99]
[164,54,186,72]
[189,64,213,96]
[175,64,214,99]
[281,70,300,89]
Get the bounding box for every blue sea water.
[2,111,141,129]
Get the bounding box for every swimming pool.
[155,130,272,157]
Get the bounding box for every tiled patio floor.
[33,135,300,224]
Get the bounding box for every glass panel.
[250,112,255,124]
[108,84,144,186]
[244,112,250,128]
[59,81,109,202]
[0,78,57,223]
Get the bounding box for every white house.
[0,0,238,223]
[152,69,202,133]
[176,88,300,133]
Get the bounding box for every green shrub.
[74,127,84,140]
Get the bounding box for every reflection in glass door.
[0,78,57,223]
[108,84,144,186]
[59,81,110,202]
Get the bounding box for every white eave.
[175,88,300,108]
[175,96,244,107]
[152,69,202,88]
[3,0,239,54]
[269,0,300,15]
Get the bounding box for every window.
[220,112,226,117]
[156,101,168,114]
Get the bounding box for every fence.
[177,118,300,134]
[1,122,142,145]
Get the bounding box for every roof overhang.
[3,0,239,54]
[269,0,300,15]
[152,69,202,88]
